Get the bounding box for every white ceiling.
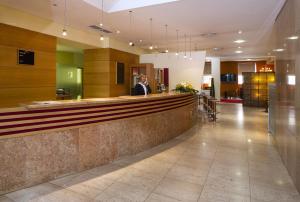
[0,0,285,59]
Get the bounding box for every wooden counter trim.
[0,94,190,116]
[0,95,191,122]
[0,97,194,129]
[0,94,197,138]
[0,100,195,137]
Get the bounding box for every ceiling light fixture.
[189,34,192,60]
[116,30,120,34]
[184,34,187,59]
[238,30,243,34]
[165,24,169,53]
[235,50,243,54]
[175,29,179,56]
[100,0,104,27]
[238,46,241,49]
[98,0,105,41]
[287,35,299,40]
[149,18,153,50]
[234,39,246,44]
[128,11,134,46]
[62,0,67,36]
[273,48,285,52]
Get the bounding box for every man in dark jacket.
[134,74,152,95]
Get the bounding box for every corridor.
[1,104,299,202]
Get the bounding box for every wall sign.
[18,50,34,65]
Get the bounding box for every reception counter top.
[0,93,198,194]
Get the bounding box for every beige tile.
[209,162,249,181]
[166,164,208,185]
[117,167,162,191]
[0,196,14,202]
[176,155,212,170]
[153,177,203,202]
[6,183,91,202]
[251,182,300,202]
[130,158,173,176]
[87,163,126,180]
[94,182,150,202]
[199,186,250,202]
[145,193,180,202]
[205,175,250,197]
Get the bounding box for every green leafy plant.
[174,82,199,94]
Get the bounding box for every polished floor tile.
[2,104,299,202]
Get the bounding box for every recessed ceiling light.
[235,50,243,54]
[238,46,242,49]
[247,59,251,61]
[139,39,143,43]
[287,35,299,40]
[213,47,220,51]
[116,30,120,34]
[273,48,285,52]
[238,30,243,34]
[62,29,67,36]
[234,39,246,44]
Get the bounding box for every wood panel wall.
[84,48,139,98]
[0,23,57,107]
[220,61,239,97]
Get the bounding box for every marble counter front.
[0,93,198,194]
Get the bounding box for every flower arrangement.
[174,82,199,94]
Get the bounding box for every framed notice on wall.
[116,62,125,84]
[18,49,34,65]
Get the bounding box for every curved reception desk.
[0,93,197,194]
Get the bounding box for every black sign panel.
[116,62,125,84]
[18,50,34,65]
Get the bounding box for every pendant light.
[62,0,67,36]
[129,11,134,46]
[183,34,187,59]
[165,24,169,53]
[175,30,179,55]
[100,0,104,27]
[99,0,104,40]
[149,18,153,50]
[189,34,192,60]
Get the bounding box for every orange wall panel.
[0,23,57,108]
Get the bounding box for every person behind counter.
[134,74,152,95]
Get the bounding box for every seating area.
[199,94,218,122]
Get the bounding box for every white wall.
[140,51,206,91]
[207,57,221,100]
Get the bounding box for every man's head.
[139,74,147,83]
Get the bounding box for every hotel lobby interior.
[0,0,300,201]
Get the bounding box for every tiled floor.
[2,104,300,202]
